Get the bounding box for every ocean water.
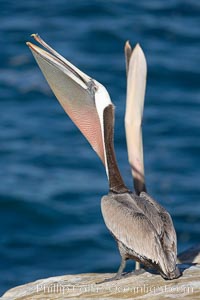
[0,0,200,294]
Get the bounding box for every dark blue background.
[0,0,199,295]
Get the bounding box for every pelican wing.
[133,191,177,266]
[101,193,174,275]
[133,193,164,237]
[26,34,112,166]
[125,42,147,194]
[140,192,177,260]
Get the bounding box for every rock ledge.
[2,245,200,300]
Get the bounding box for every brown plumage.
[26,35,181,281]
[101,105,180,280]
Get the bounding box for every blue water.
[0,0,200,295]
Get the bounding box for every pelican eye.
[87,79,98,95]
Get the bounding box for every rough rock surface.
[2,245,200,300]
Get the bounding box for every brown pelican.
[26,34,181,280]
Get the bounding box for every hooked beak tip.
[26,42,36,52]
[26,41,32,47]
[31,33,38,38]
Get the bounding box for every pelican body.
[26,35,181,280]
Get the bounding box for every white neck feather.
[94,81,112,178]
